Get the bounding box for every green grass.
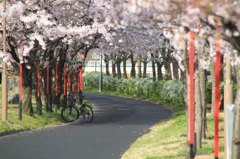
[83,86,225,159]
[0,103,62,136]
[0,84,94,137]
[0,85,63,136]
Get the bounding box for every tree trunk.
[164,49,172,80]
[45,93,53,112]
[34,76,42,115]
[52,94,60,112]
[137,56,142,78]
[164,63,172,80]
[116,60,122,79]
[22,84,34,116]
[42,49,55,113]
[105,60,110,76]
[123,58,128,78]
[35,95,42,116]
[183,70,188,114]
[156,62,163,81]
[22,64,34,117]
[185,69,192,159]
[162,47,172,80]
[155,49,163,81]
[143,61,147,78]
[231,64,237,84]
[58,47,67,108]
[200,68,207,139]
[150,52,156,82]
[43,65,53,113]
[53,64,64,110]
[172,58,179,80]
[152,61,156,82]
[195,69,202,148]
[232,70,240,159]
[112,61,117,78]
[211,61,216,118]
[181,41,194,159]
[104,55,110,76]
[52,64,61,111]
[180,70,185,81]
[220,54,224,81]
[130,54,136,78]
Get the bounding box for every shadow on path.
[73,93,172,126]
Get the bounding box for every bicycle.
[61,95,94,122]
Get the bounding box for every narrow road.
[0,93,172,159]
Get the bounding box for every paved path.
[0,93,172,159]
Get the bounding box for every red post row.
[214,26,221,159]
[189,32,195,145]
[214,39,221,159]
[78,68,83,92]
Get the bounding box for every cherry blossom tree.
[0,0,109,115]
[1,0,240,158]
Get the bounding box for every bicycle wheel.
[61,106,79,122]
[81,105,94,122]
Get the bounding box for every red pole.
[78,66,83,104]
[80,68,83,91]
[78,68,83,91]
[78,70,81,92]
[37,61,41,97]
[18,45,25,120]
[64,65,67,95]
[189,32,195,147]
[55,63,58,96]
[214,35,221,159]
[54,48,60,96]
[68,71,71,94]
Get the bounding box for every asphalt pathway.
[0,93,172,159]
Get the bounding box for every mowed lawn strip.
[121,111,224,159]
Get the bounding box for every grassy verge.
[0,85,62,136]
[0,103,62,136]
[84,87,224,159]
[121,113,224,159]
